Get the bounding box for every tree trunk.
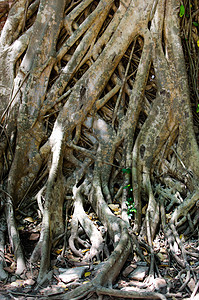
[0,0,198,298]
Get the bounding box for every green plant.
[122,168,137,218]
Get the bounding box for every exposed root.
[0,212,7,280]
[5,194,26,275]
[70,184,105,261]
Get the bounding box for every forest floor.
[0,206,198,300]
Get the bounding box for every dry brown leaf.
[108,204,120,211]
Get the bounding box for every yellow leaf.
[93,260,100,265]
[58,282,67,288]
[108,204,120,211]
[114,211,120,215]
[160,248,167,254]
[82,249,90,253]
[83,280,90,284]
[190,261,195,265]
[179,234,183,239]
[157,253,165,261]
[11,280,23,287]
[55,248,63,254]
[24,217,34,223]
[197,40,199,47]
[84,272,91,277]
[166,213,172,221]
[142,204,147,214]
[159,264,169,267]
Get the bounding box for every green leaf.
[122,168,131,174]
[193,21,199,27]
[123,184,131,189]
[128,197,133,202]
[179,5,185,17]
[197,104,199,113]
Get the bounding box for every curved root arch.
[0,0,199,298]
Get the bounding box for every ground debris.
[58,266,89,283]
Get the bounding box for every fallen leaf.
[108,204,120,211]
[55,248,63,255]
[11,280,23,287]
[159,264,169,267]
[24,279,35,286]
[157,253,165,261]
[84,272,91,277]
[142,204,147,214]
[93,261,100,265]
[58,282,67,288]
[24,217,34,223]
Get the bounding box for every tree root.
[52,283,167,300]
[5,194,26,275]
[0,212,7,280]
[69,184,105,261]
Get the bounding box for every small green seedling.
[122,168,137,218]
[122,168,131,174]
